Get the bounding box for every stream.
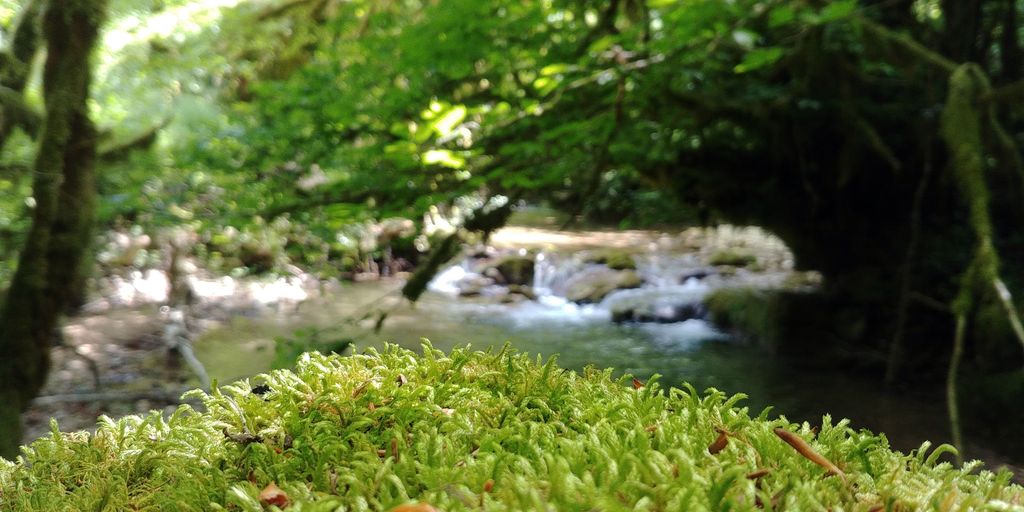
[193,226,1022,476]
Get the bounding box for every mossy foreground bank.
[1,345,1021,511]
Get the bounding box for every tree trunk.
[0,0,42,146]
[0,0,103,459]
[999,0,1022,82]
[940,0,983,62]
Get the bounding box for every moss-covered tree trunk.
[0,0,104,459]
[0,0,42,145]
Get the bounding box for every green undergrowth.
[1,344,1022,511]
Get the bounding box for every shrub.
[1,344,1021,511]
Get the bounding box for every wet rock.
[564,267,643,304]
[679,267,717,282]
[468,246,496,259]
[605,287,708,324]
[583,249,637,271]
[479,254,535,286]
[707,249,757,267]
[455,275,494,297]
[611,302,706,324]
[507,284,538,301]
[499,293,528,304]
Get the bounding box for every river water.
[194,226,1021,477]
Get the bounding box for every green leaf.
[733,47,785,73]
[768,6,797,28]
[429,105,467,138]
[819,0,857,22]
[533,76,560,96]
[421,149,465,169]
[587,35,617,55]
[540,63,570,76]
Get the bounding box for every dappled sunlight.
[94,268,316,311]
[104,269,171,305]
[102,0,244,58]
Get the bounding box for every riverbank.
[21,225,1024,482]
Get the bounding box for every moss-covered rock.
[606,289,706,323]
[1,344,1020,510]
[506,284,537,300]
[564,267,643,303]
[704,287,779,343]
[583,249,637,271]
[708,248,758,267]
[475,253,532,286]
[611,301,705,323]
[703,287,863,356]
[485,255,535,286]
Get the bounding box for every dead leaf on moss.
[389,503,439,512]
[259,482,290,508]
[708,429,729,455]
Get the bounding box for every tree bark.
[0,0,42,147]
[0,0,104,459]
[940,0,983,63]
[999,0,1022,82]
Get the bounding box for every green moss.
[705,288,873,357]
[708,249,757,268]
[1,344,1021,511]
[705,287,777,342]
[583,249,637,271]
[490,255,535,286]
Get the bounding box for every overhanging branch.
[856,16,958,73]
[0,84,41,135]
[982,80,1024,104]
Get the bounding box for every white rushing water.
[427,249,724,352]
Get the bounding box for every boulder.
[583,249,637,270]
[707,248,757,267]
[679,267,717,282]
[455,275,494,297]
[605,287,708,323]
[507,284,538,301]
[564,267,643,304]
[481,254,535,286]
[611,301,705,324]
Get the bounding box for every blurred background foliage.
[0,0,1021,328]
[1,0,795,282]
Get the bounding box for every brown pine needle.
[773,428,847,483]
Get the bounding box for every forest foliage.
[0,0,919,279]
[0,0,1020,292]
